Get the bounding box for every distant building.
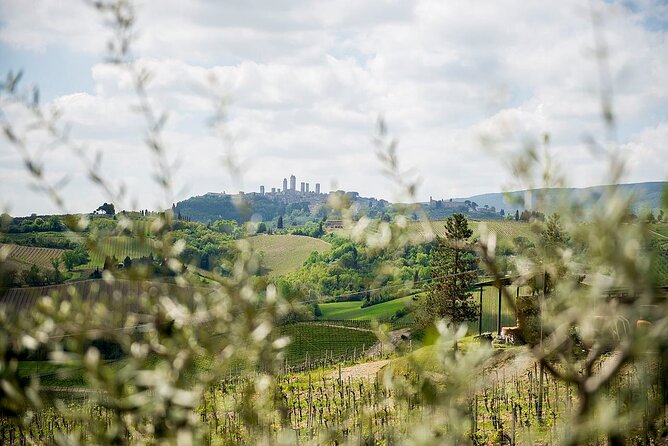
[315,183,320,194]
[429,196,466,208]
[326,219,344,229]
[260,186,265,195]
[306,183,310,193]
[290,175,296,191]
[300,182,305,193]
[283,178,288,192]
[271,187,276,193]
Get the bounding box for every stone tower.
[315,183,320,194]
[283,178,288,192]
[290,175,296,191]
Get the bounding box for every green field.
[278,323,378,366]
[246,234,331,277]
[318,295,415,321]
[318,285,520,334]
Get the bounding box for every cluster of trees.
[174,193,321,225]
[94,202,116,215]
[1,215,65,233]
[289,221,325,238]
[283,234,433,304]
[171,220,242,272]
[513,209,546,222]
[1,259,67,288]
[0,232,78,249]
[98,253,175,278]
[62,245,90,271]
[642,209,665,223]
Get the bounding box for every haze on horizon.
[1,0,667,216]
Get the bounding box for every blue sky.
[1,0,667,215]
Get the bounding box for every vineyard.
[3,346,665,445]
[278,323,378,367]
[431,220,538,243]
[0,279,191,312]
[0,243,64,270]
[84,236,156,268]
[649,224,668,284]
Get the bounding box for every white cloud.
[0,0,666,215]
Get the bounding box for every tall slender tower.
[300,182,305,193]
[290,175,296,191]
[315,183,320,194]
[283,178,288,192]
[260,186,265,195]
[305,183,310,193]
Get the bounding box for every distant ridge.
[455,181,667,214]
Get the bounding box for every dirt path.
[304,322,373,332]
[481,347,536,384]
[365,328,411,357]
[329,359,392,380]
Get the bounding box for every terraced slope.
[85,236,156,267]
[0,243,65,270]
[0,279,204,313]
[427,220,538,243]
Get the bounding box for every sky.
[1,0,667,216]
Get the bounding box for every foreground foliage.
[0,1,667,444]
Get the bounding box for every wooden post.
[510,401,517,446]
[497,285,502,336]
[538,363,544,423]
[478,285,483,336]
[307,373,312,439]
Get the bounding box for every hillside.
[84,236,156,268]
[318,295,415,321]
[0,243,65,271]
[456,181,667,214]
[246,234,331,277]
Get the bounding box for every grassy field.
[318,295,415,321]
[246,234,331,277]
[318,285,519,334]
[0,243,65,270]
[278,323,378,366]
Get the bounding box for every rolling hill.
[456,181,667,214]
[318,295,415,321]
[246,234,331,277]
[0,243,65,271]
